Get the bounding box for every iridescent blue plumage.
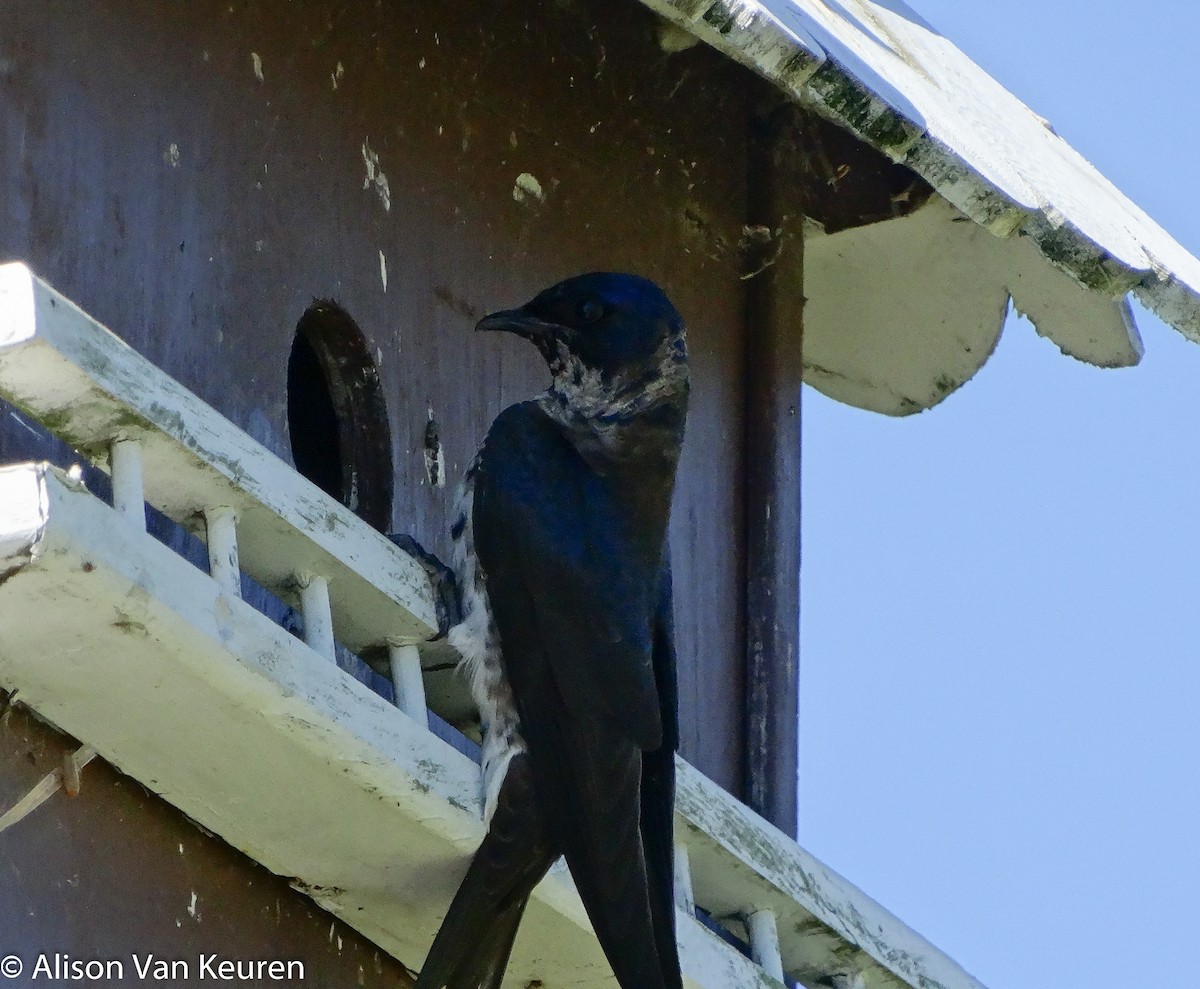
[417,273,689,989]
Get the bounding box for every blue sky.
[798,4,1200,989]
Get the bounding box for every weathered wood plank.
[0,262,437,655]
[0,462,773,989]
[0,461,989,989]
[675,759,988,989]
[743,108,804,837]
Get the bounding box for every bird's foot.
[387,533,462,638]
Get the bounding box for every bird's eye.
[578,299,605,323]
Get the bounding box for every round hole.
[287,301,393,531]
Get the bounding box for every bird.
[415,272,690,989]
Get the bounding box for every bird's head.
[476,272,689,419]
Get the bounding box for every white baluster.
[747,908,784,981]
[110,439,146,530]
[674,843,696,918]
[388,643,428,726]
[204,507,241,597]
[299,574,335,662]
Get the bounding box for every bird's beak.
[475,308,556,343]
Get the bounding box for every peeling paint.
[422,410,445,489]
[331,61,343,90]
[250,52,263,83]
[360,140,391,212]
[163,143,181,168]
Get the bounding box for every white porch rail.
[0,262,987,989]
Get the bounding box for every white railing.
[0,262,987,989]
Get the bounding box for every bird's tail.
[415,754,556,989]
[527,717,674,989]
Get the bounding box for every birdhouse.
[0,1,1194,987]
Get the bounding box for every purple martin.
[416,273,689,989]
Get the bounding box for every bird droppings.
[163,143,181,168]
[250,52,263,82]
[378,250,387,292]
[418,57,426,69]
[187,891,200,921]
[331,61,344,90]
[512,172,544,203]
[361,140,392,212]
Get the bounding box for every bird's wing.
[641,560,683,989]
[474,402,664,749]
[473,402,676,988]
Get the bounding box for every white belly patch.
[447,459,525,824]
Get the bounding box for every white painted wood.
[0,462,989,989]
[109,438,146,530]
[0,461,49,563]
[299,574,336,662]
[747,908,784,982]
[388,643,428,726]
[674,842,697,918]
[204,506,241,598]
[803,196,1140,414]
[675,756,988,989]
[0,262,437,655]
[639,0,1200,340]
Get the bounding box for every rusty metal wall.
[0,698,414,985]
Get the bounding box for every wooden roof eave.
[803,196,1141,415]
[641,0,1196,414]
